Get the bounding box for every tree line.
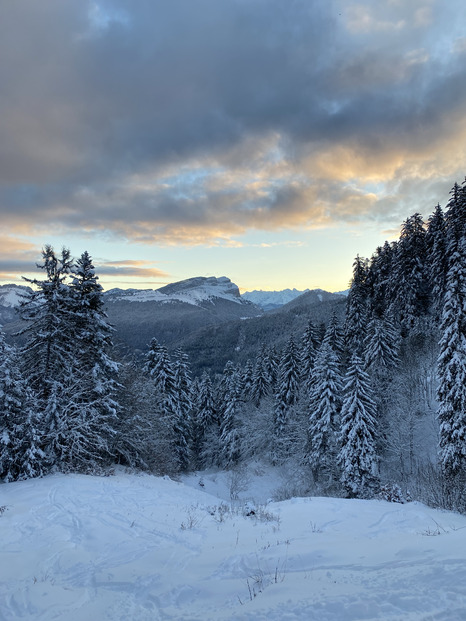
[1,178,466,510]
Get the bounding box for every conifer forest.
[1,179,466,514]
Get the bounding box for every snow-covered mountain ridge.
[242,287,310,310]
[242,287,348,310]
[0,279,343,312]
[0,283,32,308]
[105,276,243,307]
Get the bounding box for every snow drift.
[1,470,466,620]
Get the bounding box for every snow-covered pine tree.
[426,204,448,318]
[240,359,254,402]
[388,213,429,334]
[364,315,401,464]
[364,316,400,375]
[218,364,242,468]
[0,328,46,481]
[301,319,319,393]
[114,359,154,470]
[144,339,177,415]
[192,371,217,468]
[217,360,237,406]
[273,335,301,461]
[18,246,74,405]
[366,241,395,318]
[437,238,466,480]
[344,256,369,355]
[17,246,77,470]
[172,348,193,471]
[322,312,344,362]
[337,353,378,498]
[250,343,273,407]
[266,345,280,388]
[144,338,186,468]
[307,341,343,486]
[445,180,466,251]
[62,251,120,471]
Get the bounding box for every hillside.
[1,469,466,620]
[0,281,345,369]
[180,290,346,375]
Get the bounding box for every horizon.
[0,271,348,296]
[2,2,466,292]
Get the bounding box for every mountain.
[105,276,244,307]
[0,283,31,307]
[103,276,262,353]
[242,288,309,311]
[0,280,346,371]
[179,289,347,375]
[0,284,32,326]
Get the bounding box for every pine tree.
[144,339,177,415]
[144,340,176,397]
[241,359,254,402]
[426,204,448,317]
[172,348,193,471]
[322,312,344,361]
[445,180,466,251]
[307,341,343,485]
[301,320,319,393]
[344,256,369,355]
[16,246,78,469]
[0,329,46,480]
[217,360,237,406]
[218,364,242,468]
[113,360,153,470]
[388,213,428,334]
[437,238,466,478]
[273,335,301,460]
[337,354,378,498]
[144,338,187,469]
[364,316,400,374]
[250,344,272,407]
[192,372,217,467]
[367,241,395,318]
[266,345,280,388]
[64,251,120,471]
[18,246,75,405]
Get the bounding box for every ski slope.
[1,469,466,620]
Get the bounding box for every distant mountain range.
[0,278,347,372]
[242,288,310,310]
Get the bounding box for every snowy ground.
[2,468,466,620]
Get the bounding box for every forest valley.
[1,179,466,514]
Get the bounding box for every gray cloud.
[1,0,466,243]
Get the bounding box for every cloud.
[96,260,169,279]
[0,236,41,281]
[1,0,466,249]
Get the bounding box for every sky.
[1,0,466,293]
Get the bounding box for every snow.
[0,284,30,308]
[2,468,466,620]
[242,288,309,309]
[104,277,244,307]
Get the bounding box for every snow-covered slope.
[242,288,309,310]
[0,283,31,307]
[105,276,243,307]
[2,470,466,620]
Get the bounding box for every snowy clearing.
[1,469,466,620]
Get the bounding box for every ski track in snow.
[1,470,466,620]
